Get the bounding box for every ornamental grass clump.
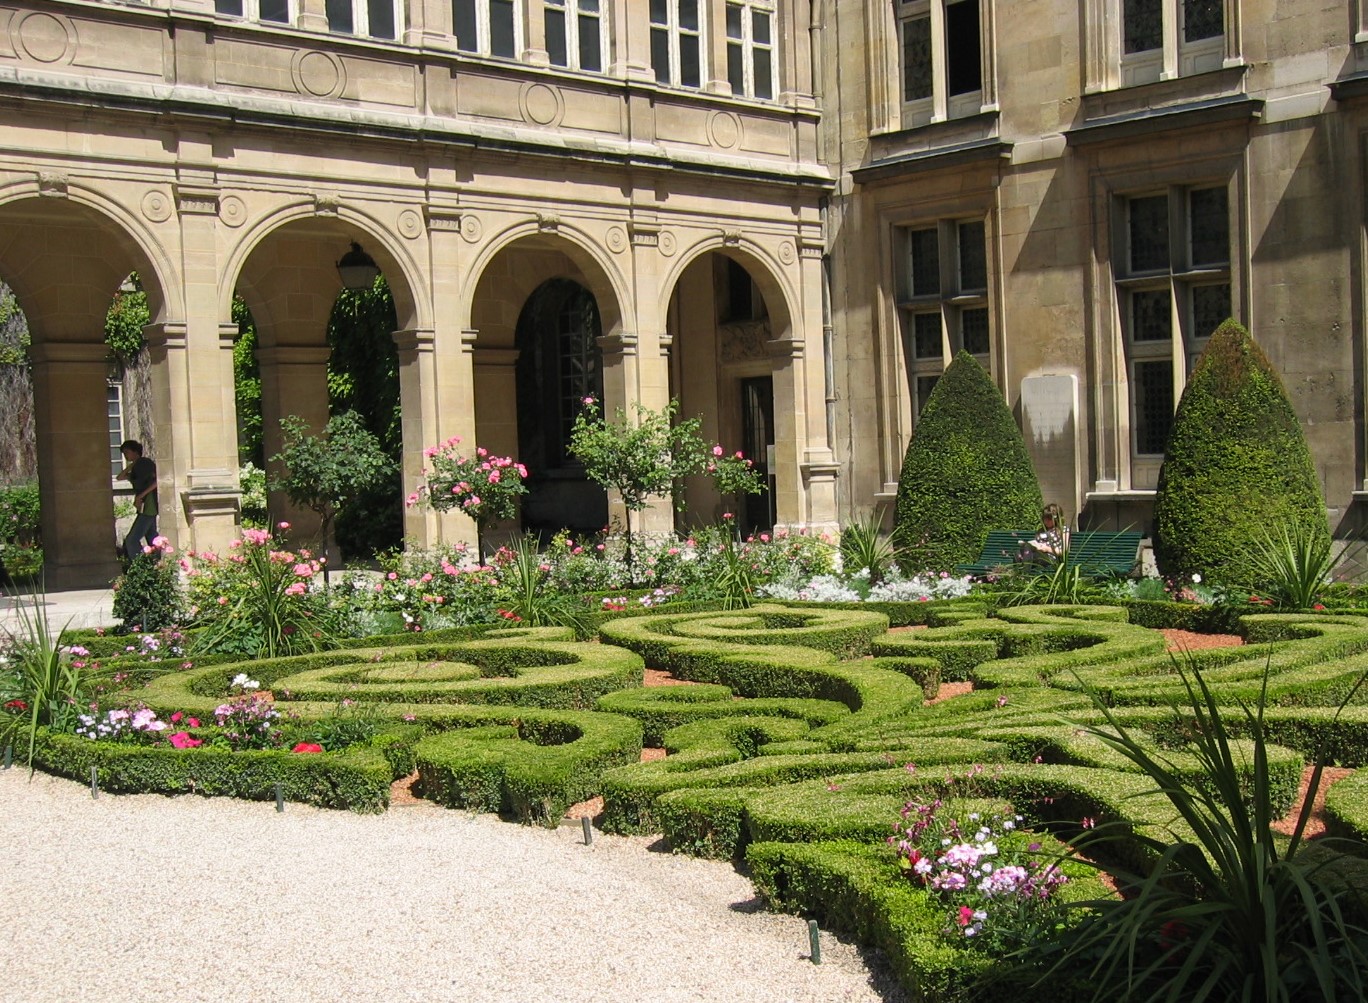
[1034,654,1368,1002]
[0,589,86,769]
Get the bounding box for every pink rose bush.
[410,436,528,531]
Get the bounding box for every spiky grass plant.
[1037,656,1368,1002]
[839,515,899,585]
[1245,520,1347,611]
[0,587,82,770]
[494,535,593,634]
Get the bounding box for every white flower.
[1191,573,1202,584]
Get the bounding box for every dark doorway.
[515,278,608,535]
[740,375,775,532]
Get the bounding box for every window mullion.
[1161,0,1180,79]
[929,0,948,121]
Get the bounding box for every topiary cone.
[893,351,1043,570]
[1153,319,1328,585]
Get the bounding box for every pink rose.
[167,732,202,749]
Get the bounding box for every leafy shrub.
[893,352,1043,570]
[238,462,268,528]
[0,480,39,545]
[1153,319,1328,587]
[112,540,183,631]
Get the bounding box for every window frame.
[651,0,705,90]
[325,0,401,39]
[452,0,520,58]
[1083,0,1237,92]
[1114,183,1233,466]
[893,0,991,130]
[544,0,607,74]
[725,0,777,101]
[896,216,994,418]
[214,0,297,26]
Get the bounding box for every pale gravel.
[0,770,907,1003]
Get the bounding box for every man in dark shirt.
[117,439,159,562]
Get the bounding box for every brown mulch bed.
[1160,628,1243,651]
[1272,765,1354,839]
[927,680,973,704]
[644,668,700,687]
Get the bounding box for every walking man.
[117,439,158,562]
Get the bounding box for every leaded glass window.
[899,217,994,423]
[1124,0,1162,53]
[652,0,702,88]
[725,2,776,100]
[1183,0,1222,42]
[1128,195,1170,272]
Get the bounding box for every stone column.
[30,342,122,589]
[702,0,732,96]
[255,345,332,546]
[794,240,839,532]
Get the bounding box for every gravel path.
[0,770,907,1003]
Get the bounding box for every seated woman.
[1018,503,1065,564]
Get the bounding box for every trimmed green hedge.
[746,839,1102,1002]
[892,351,1043,571]
[1153,319,1329,585]
[412,709,642,825]
[29,727,395,812]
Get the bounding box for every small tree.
[893,352,1043,570]
[1153,319,1328,586]
[569,397,761,570]
[412,438,529,557]
[270,410,394,581]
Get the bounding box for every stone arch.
[659,235,798,343]
[0,186,182,587]
[222,200,427,337]
[222,203,428,553]
[461,220,627,342]
[658,236,802,532]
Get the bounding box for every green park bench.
[955,530,1145,578]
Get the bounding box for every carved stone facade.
[4,0,1368,585]
[0,0,834,586]
[825,0,1368,539]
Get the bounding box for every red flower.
[167,732,203,749]
[291,742,324,754]
[957,906,975,927]
[4,699,28,712]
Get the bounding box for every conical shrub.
[893,351,1043,569]
[1153,319,1327,585]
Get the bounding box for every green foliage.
[492,536,594,634]
[1153,320,1329,587]
[0,481,39,545]
[893,352,1043,570]
[327,278,402,558]
[186,527,340,658]
[1036,655,1368,1002]
[568,398,761,568]
[231,297,262,466]
[840,515,899,584]
[270,410,395,566]
[111,547,183,632]
[238,462,268,528]
[103,275,149,363]
[0,592,85,769]
[1245,520,1347,611]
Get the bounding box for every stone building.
[0,0,1363,587]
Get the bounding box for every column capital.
[255,345,334,366]
[27,341,111,367]
[597,332,639,359]
[393,328,436,355]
